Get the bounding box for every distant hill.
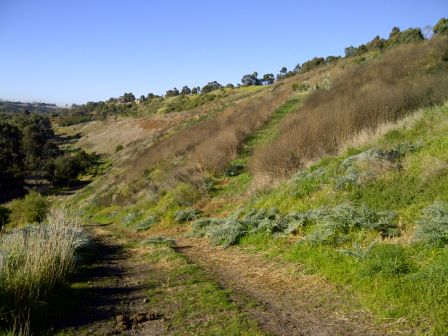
[0,99,62,114]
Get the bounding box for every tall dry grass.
[0,207,88,332]
[124,84,293,188]
[251,36,448,177]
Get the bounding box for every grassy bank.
[190,102,448,335]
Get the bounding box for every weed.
[142,236,176,248]
[174,208,202,223]
[361,244,413,277]
[414,202,448,246]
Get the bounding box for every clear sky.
[0,0,446,106]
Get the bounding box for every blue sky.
[0,0,446,106]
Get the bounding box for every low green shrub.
[414,202,448,246]
[121,211,141,227]
[207,219,247,247]
[142,236,176,247]
[115,144,123,152]
[192,203,398,247]
[175,208,202,223]
[305,204,398,245]
[225,162,245,177]
[7,191,49,227]
[135,215,158,232]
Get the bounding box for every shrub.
[414,202,448,246]
[142,236,176,248]
[335,143,422,190]
[115,144,123,152]
[224,162,245,177]
[361,244,413,277]
[121,211,141,227]
[305,204,398,245]
[207,219,247,247]
[7,191,49,227]
[175,208,202,223]
[135,216,158,232]
[172,183,201,207]
[189,218,223,238]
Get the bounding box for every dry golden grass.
[251,37,448,178]
[123,83,294,188]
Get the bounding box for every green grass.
[143,241,266,336]
[213,94,306,200]
[204,103,448,335]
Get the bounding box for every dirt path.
[54,227,167,335]
[176,237,387,336]
[53,226,392,336]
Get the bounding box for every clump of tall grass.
[0,207,88,330]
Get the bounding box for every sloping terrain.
[15,33,448,336]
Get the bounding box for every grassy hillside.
[3,21,448,336]
[62,34,448,335]
[193,102,448,334]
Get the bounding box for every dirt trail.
[54,227,167,336]
[176,237,387,336]
[54,226,392,336]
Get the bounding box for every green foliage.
[172,183,201,207]
[7,191,49,227]
[165,87,180,97]
[299,57,325,73]
[361,244,413,277]
[207,219,247,247]
[47,150,97,186]
[0,206,11,230]
[241,72,261,86]
[121,211,141,227]
[433,18,448,35]
[175,208,202,223]
[224,162,245,177]
[291,82,309,92]
[304,204,398,245]
[385,27,424,48]
[414,202,448,246]
[201,81,222,94]
[142,236,176,247]
[115,144,123,152]
[135,215,158,232]
[335,143,421,190]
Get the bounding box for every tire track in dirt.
[54,227,167,336]
[176,237,390,336]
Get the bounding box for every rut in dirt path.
[176,237,389,336]
[53,228,166,336]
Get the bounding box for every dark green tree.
[165,88,180,97]
[433,18,448,35]
[181,86,192,95]
[201,81,222,94]
[241,72,260,86]
[262,73,275,85]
